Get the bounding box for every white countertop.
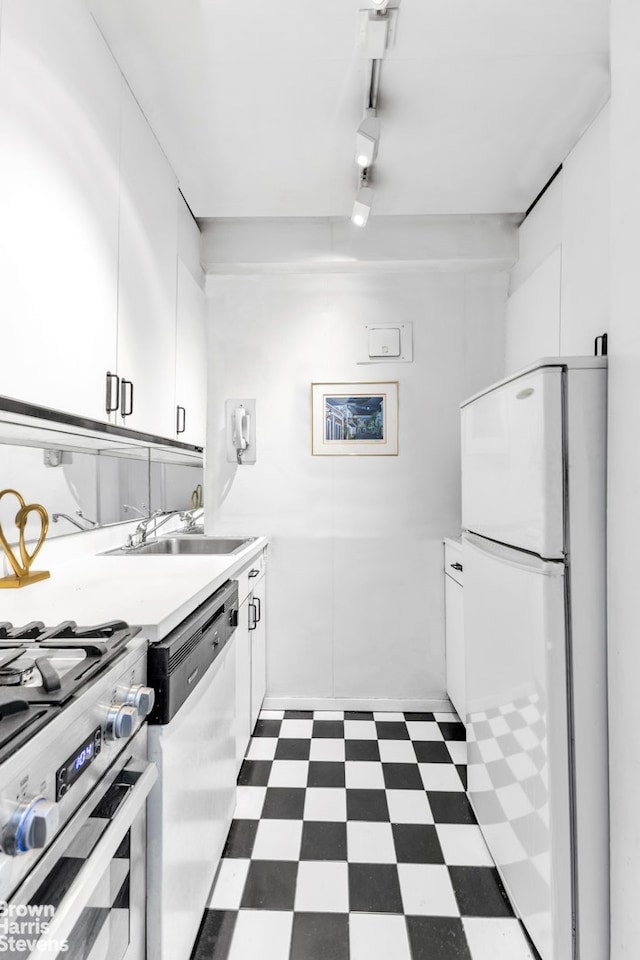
[0,536,268,641]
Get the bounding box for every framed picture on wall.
[311,382,399,456]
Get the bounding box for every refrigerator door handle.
[463,531,564,577]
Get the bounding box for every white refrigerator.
[460,357,608,960]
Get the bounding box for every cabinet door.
[250,573,267,729]
[234,595,252,773]
[445,576,465,720]
[0,0,119,419]
[116,81,178,436]
[175,261,207,446]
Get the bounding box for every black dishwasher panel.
[147,579,238,724]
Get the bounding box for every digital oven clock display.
[56,728,102,799]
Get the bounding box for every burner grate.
[0,622,141,706]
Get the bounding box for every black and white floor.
[191,709,539,960]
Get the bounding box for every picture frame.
[311,381,399,456]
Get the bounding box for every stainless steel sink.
[103,536,255,557]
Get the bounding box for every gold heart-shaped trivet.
[0,488,50,585]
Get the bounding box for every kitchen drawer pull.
[176,405,186,434]
[248,568,260,578]
[120,378,134,418]
[450,562,463,572]
[105,371,120,413]
[254,596,261,623]
[248,602,257,631]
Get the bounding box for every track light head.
[351,185,374,227]
[355,112,381,168]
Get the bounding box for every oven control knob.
[105,703,138,740]
[3,797,59,856]
[123,684,155,717]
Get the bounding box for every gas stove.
[0,618,155,916]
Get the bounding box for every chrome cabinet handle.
[450,562,463,571]
[248,602,257,631]
[248,568,260,578]
[120,379,134,418]
[105,371,120,413]
[176,405,186,434]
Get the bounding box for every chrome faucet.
[127,510,176,548]
[52,512,90,531]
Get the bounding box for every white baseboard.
[262,696,454,714]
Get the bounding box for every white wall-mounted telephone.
[233,405,250,462]
[225,399,256,464]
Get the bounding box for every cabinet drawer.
[444,539,464,586]
[236,550,266,603]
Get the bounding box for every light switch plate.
[369,327,400,357]
[359,322,413,364]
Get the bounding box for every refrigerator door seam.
[561,367,579,960]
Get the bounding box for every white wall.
[505,103,610,372]
[205,268,507,709]
[608,2,640,956]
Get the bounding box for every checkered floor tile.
[191,710,540,960]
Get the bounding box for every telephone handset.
[233,405,251,462]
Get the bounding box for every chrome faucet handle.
[178,507,203,531]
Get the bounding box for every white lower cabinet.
[234,594,252,771]
[234,551,267,772]
[444,539,465,720]
[250,568,267,729]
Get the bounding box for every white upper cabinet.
[115,82,178,437]
[175,198,207,446]
[0,1,205,445]
[0,0,120,419]
[175,261,207,446]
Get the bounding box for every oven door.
[6,727,157,960]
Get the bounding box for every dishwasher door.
[146,640,236,960]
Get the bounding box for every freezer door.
[463,533,572,960]
[461,366,564,558]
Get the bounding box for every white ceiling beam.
[199,214,520,276]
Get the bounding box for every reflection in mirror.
[1,444,99,541]
[0,441,204,541]
[150,454,204,516]
[97,448,150,528]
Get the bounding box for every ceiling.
[88,0,610,221]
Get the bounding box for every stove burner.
[0,657,36,686]
[0,621,141,708]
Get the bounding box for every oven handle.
[24,757,157,959]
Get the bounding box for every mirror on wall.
[0,440,204,541]
[149,450,204,516]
